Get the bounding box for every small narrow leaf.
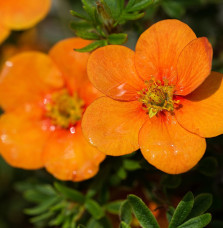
[127,0,153,12]
[54,182,85,204]
[75,40,107,52]
[188,193,212,219]
[30,211,54,223]
[120,221,131,228]
[85,198,104,219]
[108,33,127,44]
[25,196,60,215]
[177,213,212,228]
[120,200,132,225]
[105,200,124,214]
[128,194,160,228]
[70,10,89,20]
[121,12,145,21]
[169,192,194,228]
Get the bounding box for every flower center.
[138,78,179,118]
[45,89,85,128]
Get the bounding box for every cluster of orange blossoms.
[0,0,51,44]
[0,14,223,180]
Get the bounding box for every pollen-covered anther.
[138,78,179,118]
[46,90,85,128]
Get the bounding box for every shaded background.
[0,0,223,227]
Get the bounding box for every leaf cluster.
[70,0,154,52]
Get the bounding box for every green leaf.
[30,211,54,223]
[102,0,124,20]
[123,159,141,171]
[85,198,104,219]
[78,225,86,228]
[162,0,185,19]
[81,0,97,22]
[75,40,107,52]
[169,192,194,228]
[108,33,127,44]
[177,213,212,228]
[161,175,181,189]
[120,221,131,228]
[70,21,100,40]
[105,200,124,214]
[25,196,60,215]
[70,10,89,20]
[166,207,175,223]
[126,0,153,12]
[188,193,212,219]
[121,12,145,21]
[54,182,85,204]
[87,217,112,228]
[198,157,218,176]
[128,194,160,228]
[120,200,132,225]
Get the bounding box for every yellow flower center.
[46,90,85,128]
[138,78,179,118]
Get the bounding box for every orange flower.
[0,0,51,44]
[0,38,105,181]
[82,19,223,174]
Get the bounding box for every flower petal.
[175,72,223,138]
[135,19,197,83]
[49,38,92,92]
[0,52,64,111]
[0,24,10,44]
[87,45,144,101]
[0,104,50,169]
[139,113,206,174]
[82,97,147,156]
[43,123,105,181]
[175,37,213,95]
[0,0,51,30]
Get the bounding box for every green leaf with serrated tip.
[169,192,194,228]
[75,40,107,52]
[105,200,124,214]
[187,193,212,219]
[108,33,127,44]
[25,196,60,215]
[85,198,104,219]
[120,200,132,224]
[128,194,160,228]
[177,213,212,228]
[162,0,185,19]
[81,0,97,23]
[166,206,175,223]
[127,0,153,12]
[123,159,141,171]
[120,221,131,228]
[54,182,85,204]
[30,211,54,223]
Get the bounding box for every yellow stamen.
[46,89,84,128]
[138,78,179,118]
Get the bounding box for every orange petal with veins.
[87,45,144,101]
[176,72,223,138]
[175,37,213,95]
[139,113,206,174]
[82,97,147,156]
[43,123,105,181]
[135,19,196,84]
